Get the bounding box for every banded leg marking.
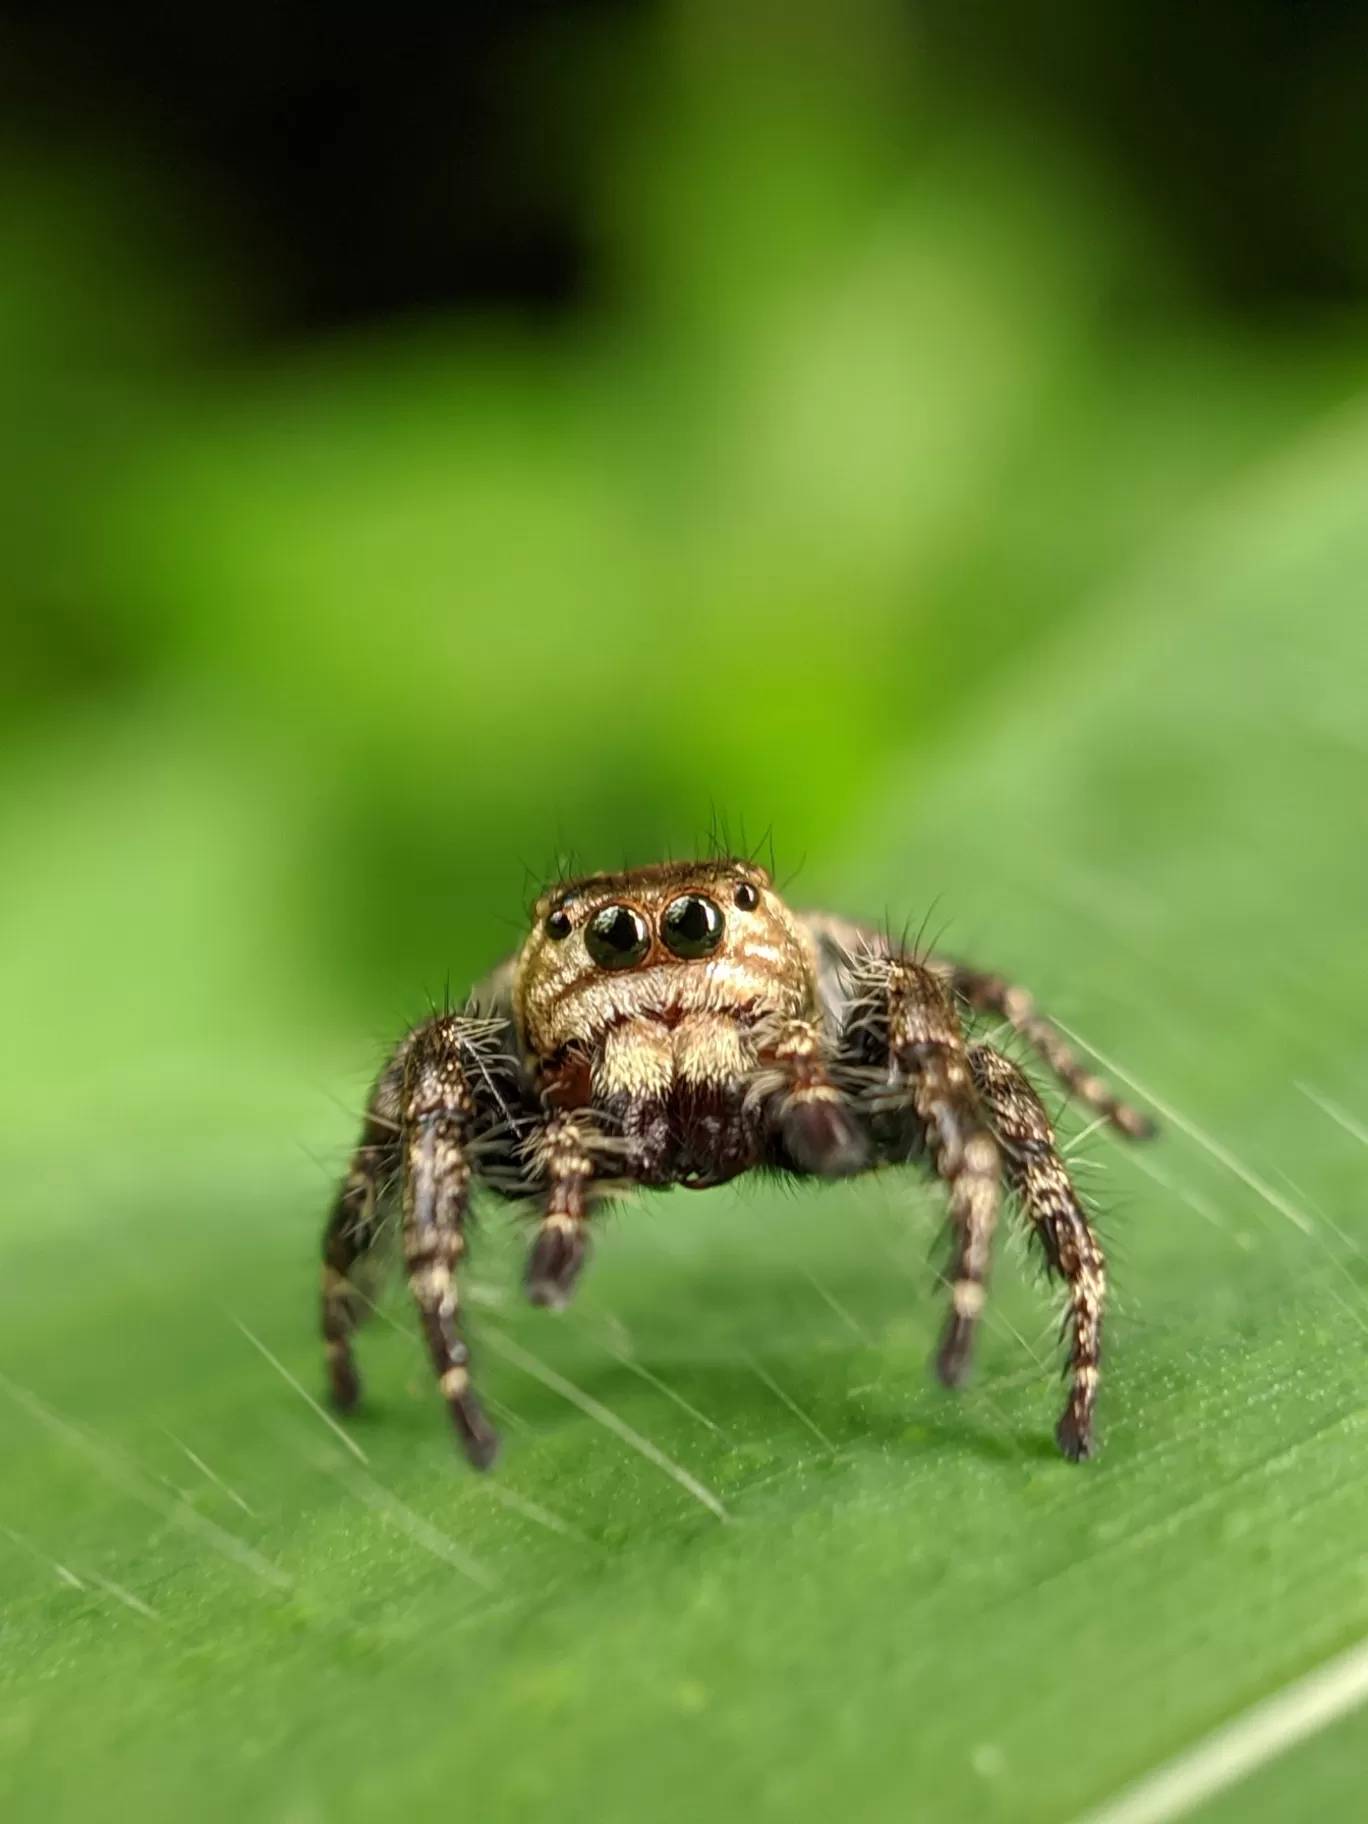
[881,958,1003,1388]
[322,1061,403,1412]
[946,964,1154,1140]
[403,1018,499,1470]
[755,1017,867,1176]
[524,1118,599,1309]
[971,1044,1107,1460]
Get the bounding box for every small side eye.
[733,882,760,911]
[662,894,725,959]
[585,904,651,969]
[545,909,572,940]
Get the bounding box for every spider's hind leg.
[970,1043,1107,1460]
[943,962,1155,1141]
[322,1061,403,1412]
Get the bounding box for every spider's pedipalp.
[750,1016,869,1176]
[521,1114,605,1308]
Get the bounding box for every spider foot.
[1055,1405,1096,1462]
[442,1371,500,1471]
[934,1309,977,1389]
[1114,1105,1158,1142]
[326,1342,363,1413]
[525,1216,588,1310]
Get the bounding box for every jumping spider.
[322,859,1154,1467]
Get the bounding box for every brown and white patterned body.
[512,861,816,1186]
[321,859,1153,1469]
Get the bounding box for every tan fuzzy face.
[513,860,817,1059]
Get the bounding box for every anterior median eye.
[585,904,651,969]
[661,894,724,959]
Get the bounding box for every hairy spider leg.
[801,911,1155,1144]
[399,1016,501,1469]
[970,1043,1107,1459]
[871,956,1004,1387]
[943,962,1155,1140]
[321,1054,403,1410]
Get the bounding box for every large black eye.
[585,904,651,969]
[662,894,724,959]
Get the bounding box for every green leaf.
[2,395,1366,1824]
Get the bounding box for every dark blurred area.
[4,0,1368,341]
[0,0,630,335]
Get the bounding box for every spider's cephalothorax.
[321,859,1154,1470]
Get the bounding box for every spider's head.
[514,859,816,1058]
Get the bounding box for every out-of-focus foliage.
[1,3,1366,1820]
[4,3,1364,1029]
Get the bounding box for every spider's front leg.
[850,955,1003,1387]
[399,1015,501,1469]
[969,1044,1107,1460]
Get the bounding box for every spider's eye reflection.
[545,908,573,940]
[661,894,724,959]
[732,881,760,911]
[585,904,651,969]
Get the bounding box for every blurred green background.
[2,3,1367,1821]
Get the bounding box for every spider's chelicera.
[321,859,1154,1469]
